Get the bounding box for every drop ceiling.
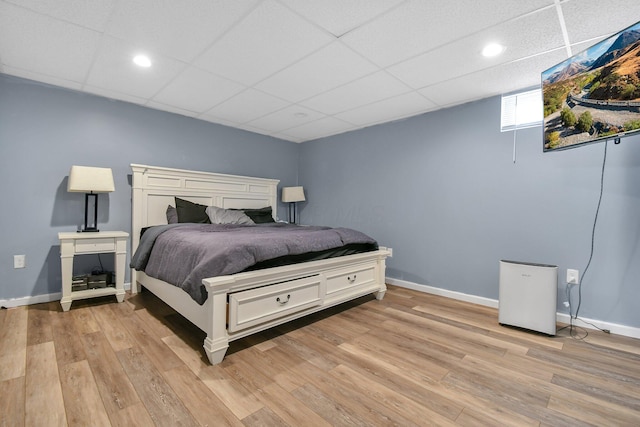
[1,0,639,143]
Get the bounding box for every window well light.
[482,43,505,57]
[133,54,152,67]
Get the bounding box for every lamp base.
[82,192,100,232]
[79,228,100,233]
[288,202,297,224]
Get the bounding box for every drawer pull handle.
[347,274,357,283]
[276,294,291,305]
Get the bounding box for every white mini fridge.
[498,260,558,335]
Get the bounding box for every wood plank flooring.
[2,285,640,426]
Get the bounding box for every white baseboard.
[0,282,131,309]
[387,277,499,308]
[387,277,640,340]
[554,312,640,339]
[0,292,61,308]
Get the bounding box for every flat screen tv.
[542,20,640,151]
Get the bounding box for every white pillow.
[205,206,255,225]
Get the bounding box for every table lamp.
[67,166,115,232]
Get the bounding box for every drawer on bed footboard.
[228,276,323,333]
[325,262,376,296]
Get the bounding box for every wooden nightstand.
[58,231,129,311]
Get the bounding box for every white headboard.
[130,163,280,259]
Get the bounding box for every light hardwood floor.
[2,285,639,426]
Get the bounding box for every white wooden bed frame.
[130,164,390,364]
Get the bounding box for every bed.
[130,164,391,365]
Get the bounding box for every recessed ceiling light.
[482,43,505,57]
[133,55,152,68]
[294,112,308,118]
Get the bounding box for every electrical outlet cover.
[567,269,579,285]
[14,254,26,269]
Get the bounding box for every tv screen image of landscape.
[543,20,640,151]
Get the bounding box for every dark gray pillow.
[241,206,275,223]
[175,197,210,224]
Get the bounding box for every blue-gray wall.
[3,72,639,331]
[0,74,300,301]
[299,96,640,328]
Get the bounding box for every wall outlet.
[567,268,579,285]
[14,254,26,269]
[387,247,393,257]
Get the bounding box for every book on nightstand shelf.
[88,274,108,289]
[71,273,115,291]
[72,275,88,291]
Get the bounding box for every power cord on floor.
[562,282,589,340]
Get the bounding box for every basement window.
[500,88,543,132]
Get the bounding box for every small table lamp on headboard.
[281,186,305,224]
[67,165,115,232]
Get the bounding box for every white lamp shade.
[281,186,305,202]
[67,166,115,193]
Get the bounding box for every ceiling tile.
[194,0,334,86]
[85,36,186,99]
[300,71,411,115]
[236,123,283,139]
[273,135,303,143]
[342,0,555,67]
[279,116,356,141]
[152,66,245,113]
[201,89,289,124]
[279,0,404,36]
[247,104,325,133]
[2,66,82,91]
[106,0,259,63]
[561,0,640,46]
[4,0,630,143]
[83,85,147,105]
[335,92,437,126]
[146,100,200,118]
[4,0,115,31]
[201,115,249,130]
[255,42,378,102]
[388,6,565,89]
[0,2,100,82]
[418,49,568,107]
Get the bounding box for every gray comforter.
[130,223,377,304]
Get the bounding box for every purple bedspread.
[131,223,377,304]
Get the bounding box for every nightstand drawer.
[228,275,322,333]
[325,262,376,296]
[75,238,116,253]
